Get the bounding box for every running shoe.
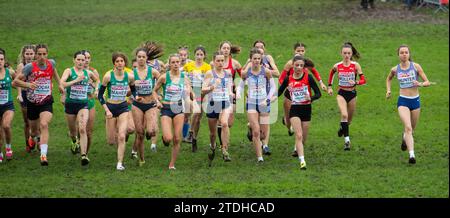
[116,162,125,171]
[288,127,294,136]
[5,148,13,160]
[401,133,407,151]
[138,160,145,167]
[192,138,198,153]
[300,161,307,170]
[40,155,48,166]
[151,144,157,152]
[131,151,138,159]
[70,141,78,155]
[262,146,271,155]
[81,154,90,166]
[162,136,170,147]
[291,150,298,157]
[145,131,151,141]
[169,166,176,170]
[27,136,36,152]
[0,153,3,163]
[208,145,216,167]
[409,157,416,164]
[222,150,231,162]
[344,141,351,151]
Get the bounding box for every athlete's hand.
[270,95,277,103]
[127,97,133,105]
[60,94,66,104]
[156,101,163,109]
[320,82,327,91]
[77,74,86,82]
[58,85,64,94]
[348,80,356,86]
[17,94,23,103]
[28,82,37,90]
[105,110,113,119]
[327,87,333,96]
[135,96,143,102]
[386,91,391,99]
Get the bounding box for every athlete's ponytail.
[342,42,360,61]
[219,41,241,55]
[140,41,164,61]
[304,58,315,68]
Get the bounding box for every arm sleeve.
[98,85,107,105]
[130,84,137,98]
[357,74,366,85]
[310,67,322,82]
[328,68,336,86]
[266,78,276,100]
[309,74,321,102]
[279,69,287,85]
[278,76,289,97]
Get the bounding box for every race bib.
[69,84,88,100]
[338,73,355,87]
[110,84,128,101]
[0,89,8,104]
[398,70,416,89]
[165,84,182,102]
[136,80,153,95]
[291,86,310,104]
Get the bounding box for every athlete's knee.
[295,132,303,142]
[252,128,260,139]
[117,133,126,143]
[173,135,181,145]
[39,121,49,130]
[404,126,413,134]
[78,126,87,135]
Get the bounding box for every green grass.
[0,0,448,197]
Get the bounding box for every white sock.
[5,144,11,149]
[257,156,264,161]
[132,149,136,153]
[151,144,156,148]
[40,144,48,155]
[299,156,305,163]
[409,150,415,158]
[262,144,268,149]
[344,137,350,143]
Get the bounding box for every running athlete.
[153,54,193,170]
[15,44,36,152]
[81,50,100,156]
[278,55,321,169]
[213,41,242,149]
[203,51,233,164]
[13,44,64,166]
[386,45,431,164]
[178,46,194,143]
[0,51,16,162]
[60,51,98,166]
[279,42,326,141]
[143,41,165,152]
[131,48,160,166]
[241,40,280,155]
[184,46,211,152]
[327,42,366,151]
[98,52,137,171]
[237,48,276,162]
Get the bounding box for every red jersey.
[328,61,357,89]
[279,67,321,85]
[287,73,312,105]
[27,60,54,105]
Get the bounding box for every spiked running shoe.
[40,155,48,166]
[70,141,79,155]
[5,148,13,160]
[151,144,157,152]
[291,150,298,157]
[409,157,416,164]
[81,155,90,166]
[27,136,36,152]
[222,150,231,162]
[344,141,351,151]
[131,151,138,159]
[262,146,271,155]
[116,162,125,171]
[300,161,307,170]
[401,133,407,151]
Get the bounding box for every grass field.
[0,0,448,197]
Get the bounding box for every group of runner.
[0,41,432,170]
